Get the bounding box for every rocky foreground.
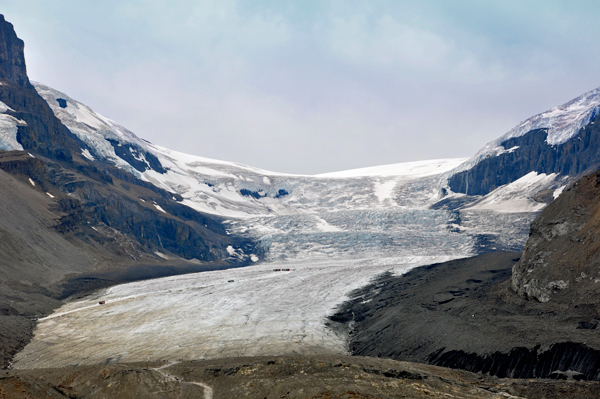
[3,355,600,399]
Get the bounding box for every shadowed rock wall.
[448,114,600,196]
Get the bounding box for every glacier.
[12,82,586,368]
[0,100,26,151]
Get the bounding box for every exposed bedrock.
[448,114,600,196]
[331,252,600,380]
[512,169,600,303]
[0,15,31,89]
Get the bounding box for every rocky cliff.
[0,15,30,89]
[448,117,600,196]
[512,169,600,303]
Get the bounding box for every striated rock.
[449,117,600,196]
[0,15,31,88]
[512,169,600,303]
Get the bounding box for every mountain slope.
[0,14,260,368]
[448,86,600,196]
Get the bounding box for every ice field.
[14,255,456,369]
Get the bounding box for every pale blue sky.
[2,1,600,174]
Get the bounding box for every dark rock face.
[106,138,167,173]
[55,98,67,108]
[512,169,600,303]
[0,15,31,88]
[428,342,600,380]
[0,15,88,162]
[239,188,289,199]
[448,113,600,196]
[331,252,600,380]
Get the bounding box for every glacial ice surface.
[14,256,455,369]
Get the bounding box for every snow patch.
[46,193,54,198]
[318,158,467,178]
[373,180,396,202]
[28,178,35,187]
[553,185,566,199]
[0,101,26,151]
[81,149,95,161]
[153,203,167,213]
[495,145,519,156]
[463,172,557,213]
[315,217,342,232]
[0,101,14,113]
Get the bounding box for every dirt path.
[151,361,213,399]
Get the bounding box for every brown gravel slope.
[3,355,600,399]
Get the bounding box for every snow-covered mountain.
[22,82,579,264]
[448,86,600,197]
[4,6,600,369]
[2,79,595,266]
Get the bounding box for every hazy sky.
[3,1,600,174]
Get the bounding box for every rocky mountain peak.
[0,14,32,88]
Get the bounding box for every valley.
[2,10,600,398]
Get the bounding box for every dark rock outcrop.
[0,15,31,89]
[448,113,600,196]
[512,169,600,303]
[0,15,86,162]
[428,342,600,380]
